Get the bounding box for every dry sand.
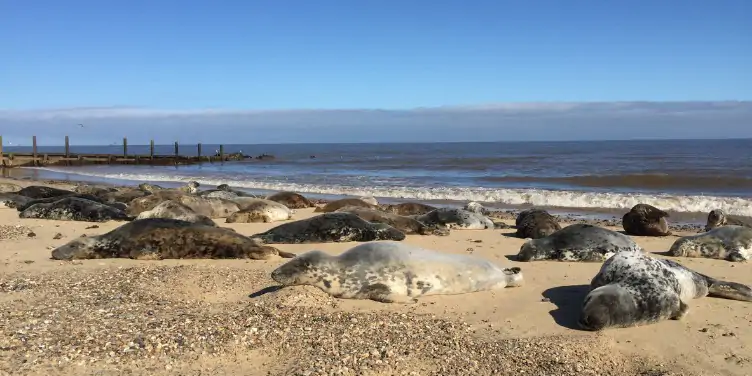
[1,177,750,376]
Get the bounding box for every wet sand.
[1,177,750,376]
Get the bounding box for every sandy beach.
[1,177,750,376]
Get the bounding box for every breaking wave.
[27,167,752,217]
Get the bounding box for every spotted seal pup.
[579,250,752,330]
[380,202,437,216]
[252,212,406,244]
[225,199,294,223]
[415,208,494,230]
[50,218,295,260]
[73,184,118,196]
[16,185,75,199]
[514,208,561,239]
[265,191,314,209]
[127,192,240,218]
[135,200,217,226]
[463,201,491,215]
[622,204,671,236]
[137,183,165,193]
[669,225,752,262]
[270,241,523,303]
[334,206,450,236]
[19,197,131,222]
[202,190,239,200]
[177,180,200,194]
[705,209,752,232]
[517,223,641,262]
[314,198,377,213]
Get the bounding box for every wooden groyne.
[0,135,256,168]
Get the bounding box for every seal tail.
[277,250,297,258]
[704,276,752,302]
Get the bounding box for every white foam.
[27,167,752,217]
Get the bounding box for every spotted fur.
[252,212,406,244]
[669,225,752,262]
[270,241,523,303]
[579,251,752,330]
[517,223,641,262]
[415,208,494,230]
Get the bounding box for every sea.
[5,139,752,225]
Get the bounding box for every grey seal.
[50,218,295,260]
[225,199,294,223]
[380,202,438,216]
[669,225,752,262]
[270,241,523,303]
[135,200,217,226]
[202,190,239,200]
[73,184,118,196]
[515,208,561,239]
[177,180,200,194]
[16,185,74,199]
[252,212,406,244]
[334,206,450,236]
[517,223,641,262]
[314,198,377,213]
[127,192,240,218]
[622,204,671,236]
[15,193,127,212]
[579,250,752,331]
[265,191,315,209]
[463,201,491,215]
[705,209,752,232]
[0,193,33,209]
[138,183,165,193]
[415,208,494,230]
[19,197,131,222]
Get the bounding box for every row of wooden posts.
[0,135,233,167]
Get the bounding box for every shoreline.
[2,167,714,232]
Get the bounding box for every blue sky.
[1,0,750,143]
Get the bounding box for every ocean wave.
[27,167,752,217]
[479,173,752,191]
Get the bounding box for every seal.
[380,202,437,216]
[138,183,165,193]
[622,204,671,236]
[19,197,132,222]
[215,184,255,197]
[16,185,74,199]
[579,250,752,331]
[177,180,200,194]
[15,193,127,212]
[225,199,294,223]
[270,241,524,303]
[314,198,377,213]
[0,182,22,193]
[135,200,217,226]
[515,208,561,239]
[359,196,379,206]
[0,193,33,209]
[252,212,406,244]
[415,208,494,230]
[669,225,752,262]
[517,223,641,262]
[201,190,239,200]
[127,192,240,218]
[705,209,752,232]
[334,206,450,236]
[73,184,117,196]
[265,191,314,209]
[463,201,491,215]
[50,218,296,260]
[97,187,149,205]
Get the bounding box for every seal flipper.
[360,283,417,304]
[671,300,690,320]
[277,250,297,258]
[727,249,747,262]
[706,278,752,302]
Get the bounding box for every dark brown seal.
[622,204,671,236]
[515,208,561,239]
[50,218,295,260]
[265,191,314,209]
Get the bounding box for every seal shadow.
[248,285,285,298]
[541,284,590,331]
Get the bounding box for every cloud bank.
[0,101,750,145]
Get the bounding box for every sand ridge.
[0,177,749,375]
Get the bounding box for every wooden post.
[64,135,70,166]
[174,141,179,156]
[219,145,224,162]
[149,139,155,158]
[197,143,202,161]
[0,135,3,159]
[32,136,38,166]
[123,137,128,157]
